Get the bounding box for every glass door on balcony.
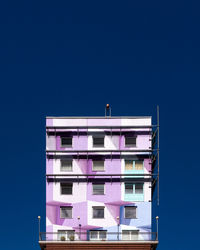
[57,230,75,241]
[90,230,107,241]
[122,230,139,240]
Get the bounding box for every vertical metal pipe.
[38,216,41,241]
[118,224,119,240]
[117,216,119,240]
[157,105,160,206]
[156,216,159,240]
[78,216,81,240]
[79,224,81,240]
[105,104,111,117]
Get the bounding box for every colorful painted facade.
[45,117,154,242]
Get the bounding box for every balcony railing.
[39,231,157,242]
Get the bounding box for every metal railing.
[39,231,157,242]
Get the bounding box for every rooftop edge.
[46,116,152,119]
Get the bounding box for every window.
[60,160,72,172]
[60,183,73,195]
[90,230,107,240]
[93,136,104,147]
[125,160,143,171]
[124,206,137,219]
[92,161,104,171]
[58,230,75,241]
[135,161,143,170]
[60,207,72,219]
[135,183,143,194]
[125,183,144,195]
[122,230,139,240]
[93,184,104,195]
[125,160,133,170]
[125,137,136,147]
[125,184,133,194]
[61,137,72,147]
[93,206,104,218]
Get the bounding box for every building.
[39,110,159,250]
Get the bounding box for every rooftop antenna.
[105,104,111,117]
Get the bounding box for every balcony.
[39,231,157,242]
[39,232,158,250]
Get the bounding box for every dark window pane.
[125,207,136,219]
[60,207,72,218]
[93,184,104,195]
[93,161,104,171]
[61,137,72,147]
[125,184,133,194]
[93,137,104,147]
[93,207,104,218]
[125,137,136,147]
[99,231,107,239]
[61,160,72,171]
[61,183,73,195]
[90,231,98,239]
[135,184,143,194]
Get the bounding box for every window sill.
[60,146,73,148]
[124,218,138,219]
[60,217,73,219]
[92,218,105,219]
[60,170,73,172]
[60,194,73,195]
[125,193,144,194]
[92,194,105,195]
[92,171,105,172]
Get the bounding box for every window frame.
[125,183,134,194]
[125,160,133,171]
[124,206,137,219]
[92,136,105,148]
[90,230,107,240]
[125,136,137,147]
[60,159,73,172]
[60,137,72,148]
[92,160,105,172]
[57,230,75,241]
[135,160,144,170]
[125,183,144,195]
[92,206,105,219]
[125,160,144,171]
[92,183,105,195]
[60,206,73,219]
[122,230,139,240]
[135,183,144,194]
[60,183,73,195]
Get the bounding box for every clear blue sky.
[0,1,199,249]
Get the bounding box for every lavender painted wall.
[46,117,152,240]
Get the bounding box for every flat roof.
[46,116,152,119]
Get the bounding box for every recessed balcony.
[39,231,157,242]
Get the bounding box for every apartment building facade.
[39,116,158,250]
